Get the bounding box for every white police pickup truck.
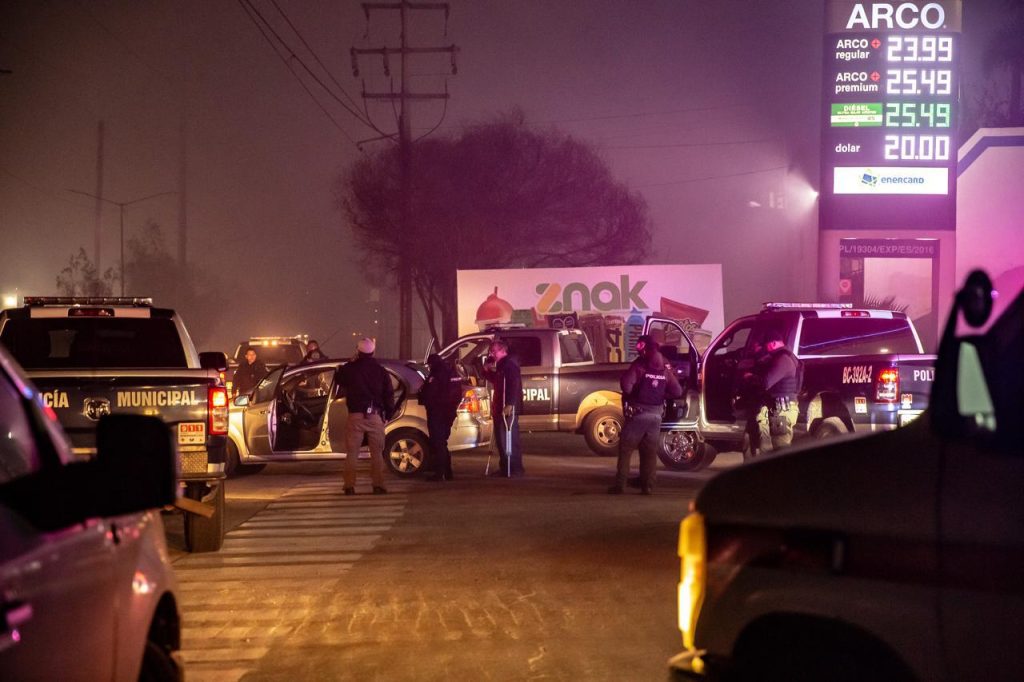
[669,270,1023,682]
[0,297,230,552]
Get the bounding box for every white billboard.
[457,264,724,361]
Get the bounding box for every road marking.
[176,481,409,681]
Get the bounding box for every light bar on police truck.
[24,296,153,307]
[762,302,854,310]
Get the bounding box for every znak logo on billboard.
[535,275,649,314]
[846,3,946,30]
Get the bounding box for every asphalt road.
[164,435,743,681]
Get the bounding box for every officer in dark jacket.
[336,337,394,495]
[610,334,682,495]
[232,348,267,397]
[419,354,463,481]
[482,339,525,477]
[742,329,801,456]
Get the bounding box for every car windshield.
[798,318,920,356]
[0,318,187,369]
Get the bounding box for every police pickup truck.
[669,271,1023,682]
[438,327,630,455]
[0,297,229,552]
[646,303,935,470]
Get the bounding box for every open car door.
[244,367,283,457]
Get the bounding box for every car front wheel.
[384,428,429,477]
[583,407,622,456]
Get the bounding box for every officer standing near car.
[336,337,394,495]
[610,334,682,495]
[482,339,525,477]
[743,329,801,456]
[419,353,463,481]
[231,347,267,397]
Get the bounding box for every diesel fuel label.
[831,103,883,126]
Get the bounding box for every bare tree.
[56,248,116,296]
[340,112,652,345]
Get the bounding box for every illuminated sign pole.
[818,1,962,350]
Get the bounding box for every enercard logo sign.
[535,275,648,314]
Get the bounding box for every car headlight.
[678,511,706,651]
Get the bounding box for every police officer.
[232,347,267,397]
[744,329,801,456]
[300,339,329,365]
[336,337,394,495]
[610,334,682,495]
[419,353,464,481]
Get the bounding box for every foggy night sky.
[0,1,1008,355]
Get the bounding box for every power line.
[0,166,94,208]
[239,0,375,130]
[604,138,778,150]
[71,0,177,89]
[236,0,362,147]
[543,100,766,125]
[266,0,364,112]
[637,165,787,188]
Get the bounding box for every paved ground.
[164,435,743,681]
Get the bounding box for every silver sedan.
[226,359,492,477]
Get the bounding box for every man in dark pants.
[419,354,463,481]
[482,339,525,477]
[336,337,394,495]
[610,334,682,495]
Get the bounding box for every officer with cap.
[610,334,682,495]
[336,337,394,495]
[742,328,802,456]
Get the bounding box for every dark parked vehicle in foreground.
[670,270,1023,681]
[227,359,492,477]
[0,346,181,681]
[438,327,629,455]
[646,303,935,471]
[0,296,230,552]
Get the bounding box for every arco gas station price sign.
[821,1,962,230]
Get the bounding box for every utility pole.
[352,2,457,359]
[67,190,177,296]
[93,121,105,273]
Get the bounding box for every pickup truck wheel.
[658,430,714,471]
[384,428,428,477]
[583,408,622,456]
[812,416,848,440]
[184,482,225,553]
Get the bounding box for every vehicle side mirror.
[957,270,994,328]
[200,351,229,372]
[234,394,250,407]
[0,415,176,531]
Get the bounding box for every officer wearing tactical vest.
[419,353,464,481]
[609,334,682,495]
[745,328,802,456]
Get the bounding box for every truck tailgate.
[29,369,215,452]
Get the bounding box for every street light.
[67,189,177,295]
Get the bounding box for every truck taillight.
[459,389,480,414]
[875,367,899,403]
[209,386,229,435]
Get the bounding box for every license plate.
[178,422,206,445]
[854,397,867,414]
